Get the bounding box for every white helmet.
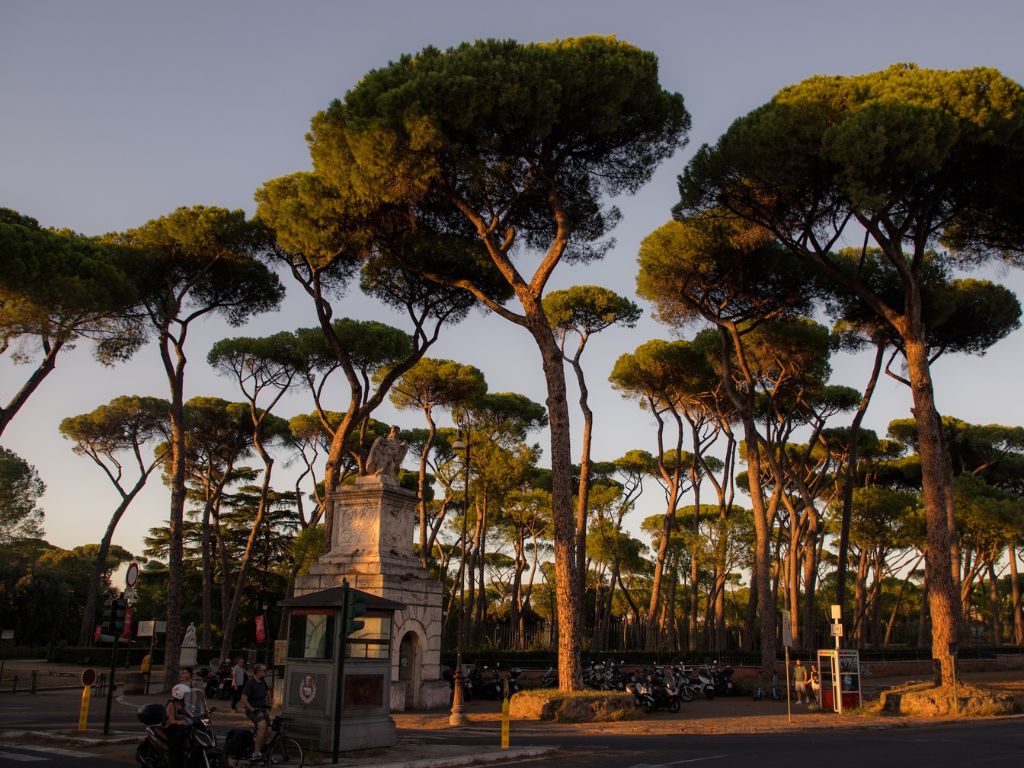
[171,683,191,701]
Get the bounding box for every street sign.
[830,623,844,637]
[274,639,288,667]
[781,610,793,648]
[81,668,97,686]
[137,621,155,638]
[154,621,167,634]
[125,562,140,589]
[830,604,842,621]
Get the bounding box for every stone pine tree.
[110,207,283,687]
[0,209,142,437]
[542,285,640,629]
[677,65,1024,683]
[255,174,504,551]
[386,358,487,568]
[638,215,815,680]
[208,332,302,657]
[305,36,689,689]
[59,396,170,645]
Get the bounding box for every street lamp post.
[449,422,471,726]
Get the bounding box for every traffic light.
[345,589,367,637]
[97,601,113,635]
[111,596,128,634]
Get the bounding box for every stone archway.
[397,630,421,709]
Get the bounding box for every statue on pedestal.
[180,622,198,667]
[366,425,408,484]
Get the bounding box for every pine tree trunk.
[904,335,962,684]
[528,317,583,690]
[1009,545,1023,646]
[161,334,187,691]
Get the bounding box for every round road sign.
[125,562,140,588]
[81,668,97,686]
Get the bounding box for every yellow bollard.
[500,692,510,749]
[78,686,92,731]
[78,668,97,732]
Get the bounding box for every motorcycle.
[541,665,558,689]
[708,661,735,696]
[136,702,223,768]
[475,665,521,700]
[632,673,681,714]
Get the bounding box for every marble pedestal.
[294,477,444,710]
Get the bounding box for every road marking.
[628,756,732,768]
[0,751,47,762]
[4,743,94,757]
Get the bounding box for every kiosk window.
[288,610,335,659]
[345,615,391,660]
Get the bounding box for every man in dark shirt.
[240,664,271,759]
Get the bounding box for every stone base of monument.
[179,646,198,668]
[292,476,446,711]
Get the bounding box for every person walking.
[809,664,821,707]
[230,658,246,711]
[793,659,808,704]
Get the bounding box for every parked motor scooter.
[635,672,681,714]
[136,692,222,768]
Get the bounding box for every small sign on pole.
[137,621,156,638]
[781,609,793,649]
[830,624,844,637]
[125,562,140,589]
[274,640,288,667]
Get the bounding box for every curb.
[0,729,137,747]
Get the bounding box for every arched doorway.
[398,631,421,709]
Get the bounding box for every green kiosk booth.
[279,584,405,753]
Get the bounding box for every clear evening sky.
[2,1,1023,556]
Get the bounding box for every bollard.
[500,679,510,750]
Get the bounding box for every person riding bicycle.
[240,663,272,761]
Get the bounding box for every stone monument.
[293,427,448,710]
[179,622,198,667]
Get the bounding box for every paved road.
[0,742,129,765]
[402,719,1024,768]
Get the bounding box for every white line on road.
[4,743,94,757]
[628,755,732,768]
[0,751,47,762]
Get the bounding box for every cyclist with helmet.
[164,683,192,768]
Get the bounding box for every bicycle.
[229,716,303,767]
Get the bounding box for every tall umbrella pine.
[385,358,488,568]
[1,210,144,438]
[208,333,301,657]
[307,36,689,689]
[636,216,818,688]
[678,65,1024,682]
[59,396,171,646]
[255,174,507,552]
[110,207,284,688]
[542,286,641,629]
[609,340,709,640]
